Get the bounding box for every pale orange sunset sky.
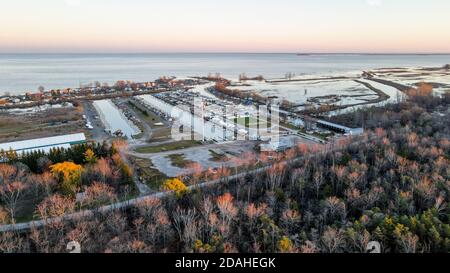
[1,0,450,53]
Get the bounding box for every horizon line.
[1,52,450,55]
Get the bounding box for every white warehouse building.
[0,133,87,154]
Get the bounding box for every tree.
[266,162,285,191]
[84,149,97,164]
[278,236,294,253]
[184,162,203,186]
[36,157,52,173]
[280,208,301,233]
[172,207,198,248]
[321,227,345,253]
[114,80,127,91]
[83,182,117,208]
[0,181,27,223]
[28,172,57,199]
[36,194,75,219]
[323,197,346,223]
[95,158,112,182]
[313,171,324,199]
[0,206,9,224]
[163,178,188,197]
[50,162,83,196]
[300,241,317,253]
[0,164,17,181]
[216,193,237,224]
[394,226,419,253]
[0,149,17,162]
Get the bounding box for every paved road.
[0,134,372,233]
[116,98,153,145]
[82,101,109,143]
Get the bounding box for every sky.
[1,0,450,53]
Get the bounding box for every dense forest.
[0,91,449,253]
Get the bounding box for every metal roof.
[316,120,364,135]
[0,133,86,153]
[317,120,353,131]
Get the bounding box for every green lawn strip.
[127,100,172,141]
[233,117,268,128]
[135,140,202,153]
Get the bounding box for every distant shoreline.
[0,52,449,55]
[1,53,448,95]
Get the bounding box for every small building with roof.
[316,120,364,135]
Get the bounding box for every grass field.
[135,140,202,153]
[127,100,172,142]
[0,108,85,143]
[166,153,194,168]
[233,117,268,128]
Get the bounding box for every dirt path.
[354,80,390,101]
[367,77,411,92]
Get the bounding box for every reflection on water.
[1,53,449,95]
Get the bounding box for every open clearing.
[135,140,202,153]
[233,117,267,128]
[127,99,172,142]
[0,106,87,143]
[132,157,168,191]
[166,153,194,168]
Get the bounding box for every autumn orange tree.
[50,162,84,196]
[112,153,133,186]
[83,182,117,208]
[406,82,433,97]
[36,194,76,219]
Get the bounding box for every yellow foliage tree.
[50,162,84,196]
[278,236,294,253]
[84,148,97,164]
[0,148,17,162]
[163,178,188,197]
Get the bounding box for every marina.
[92,99,141,138]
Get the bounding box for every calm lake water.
[1,53,449,95]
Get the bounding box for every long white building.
[0,133,87,154]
